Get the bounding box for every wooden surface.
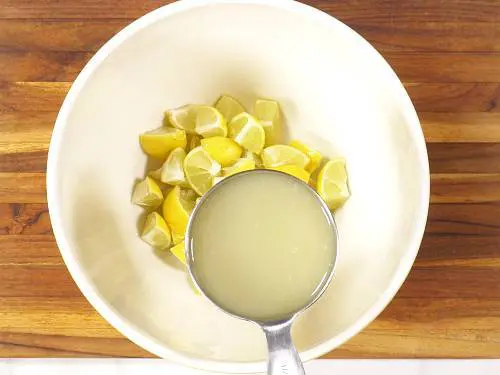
[0,0,499,358]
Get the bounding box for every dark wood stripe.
[399,267,500,298]
[1,19,500,54]
[0,20,127,52]
[0,332,152,358]
[0,204,51,235]
[407,83,500,113]
[428,143,500,174]
[431,174,500,204]
[0,51,91,82]
[1,50,500,83]
[427,203,500,236]
[386,52,500,83]
[0,150,48,172]
[1,0,499,23]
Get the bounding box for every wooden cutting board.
[1,0,499,358]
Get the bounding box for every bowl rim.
[46,0,430,372]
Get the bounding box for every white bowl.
[47,0,429,373]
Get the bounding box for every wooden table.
[1,0,499,358]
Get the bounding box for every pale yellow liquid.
[189,171,336,322]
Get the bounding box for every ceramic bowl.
[47,0,430,372]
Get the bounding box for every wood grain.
[0,0,499,360]
[2,19,500,54]
[406,83,500,113]
[4,51,500,83]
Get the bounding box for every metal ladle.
[185,170,338,375]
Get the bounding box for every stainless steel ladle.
[185,170,338,375]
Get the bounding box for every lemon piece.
[172,231,185,246]
[184,146,222,195]
[223,158,256,177]
[139,127,187,160]
[132,176,163,208]
[148,168,162,181]
[195,105,227,138]
[270,165,310,184]
[187,134,201,151]
[201,136,242,167]
[242,150,263,168]
[158,147,187,186]
[167,105,197,134]
[215,95,245,123]
[162,186,196,242]
[254,99,283,146]
[261,144,310,169]
[316,158,350,210]
[141,212,171,250]
[170,241,186,265]
[290,140,323,173]
[228,112,266,154]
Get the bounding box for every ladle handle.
[262,321,305,375]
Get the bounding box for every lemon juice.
[188,171,337,322]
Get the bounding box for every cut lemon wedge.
[195,105,227,138]
[159,147,187,186]
[228,112,265,154]
[254,99,283,146]
[289,140,323,173]
[162,186,196,242]
[184,146,222,195]
[172,231,185,246]
[139,127,187,160]
[222,158,256,177]
[316,158,350,210]
[141,212,171,250]
[201,136,242,167]
[170,241,186,265]
[215,95,245,123]
[167,105,197,134]
[270,164,310,184]
[132,176,163,208]
[261,144,310,169]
